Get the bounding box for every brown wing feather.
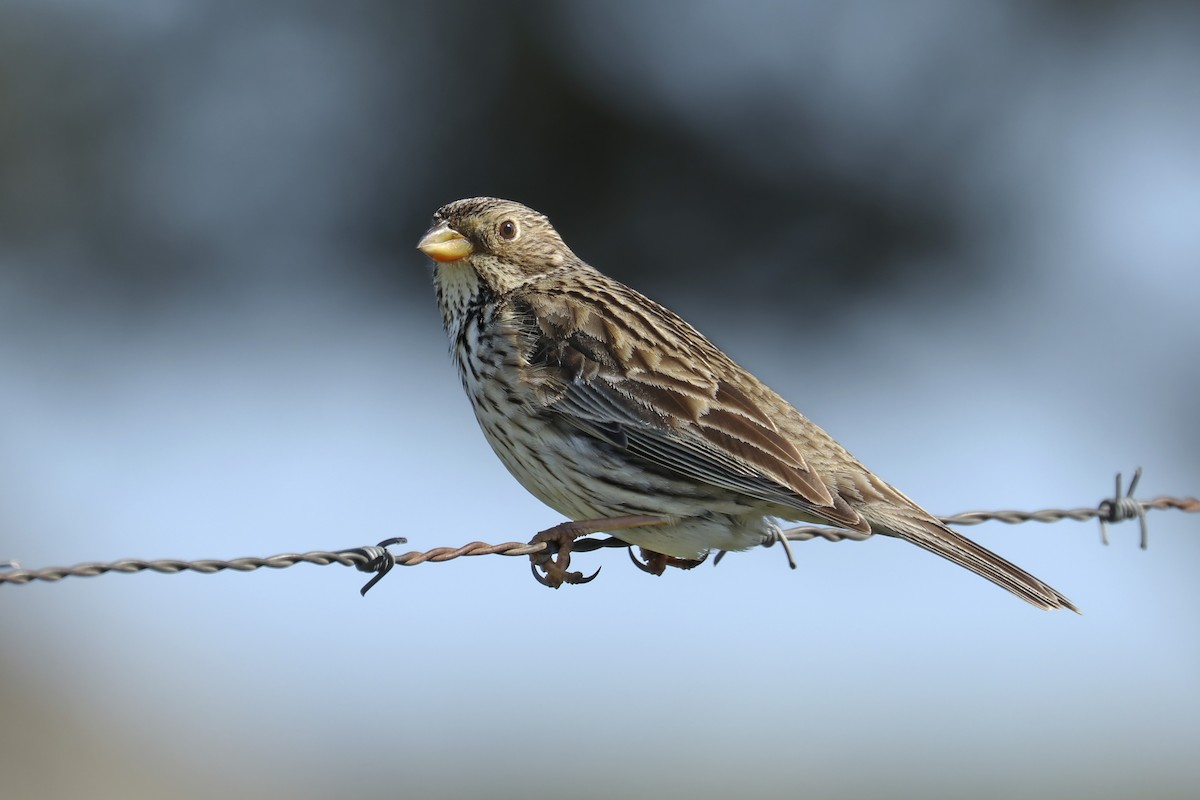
[515,283,869,533]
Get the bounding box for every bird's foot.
[528,515,667,588]
[628,547,707,576]
[529,520,600,588]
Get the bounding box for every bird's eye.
[498,219,518,240]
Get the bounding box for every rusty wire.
[1,469,1196,594]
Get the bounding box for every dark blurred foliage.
[377,1,958,304]
[5,0,1197,321]
[1,0,1102,315]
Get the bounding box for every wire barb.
[1,469,1195,590]
[1097,468,1149,549]
[340,537,408,596]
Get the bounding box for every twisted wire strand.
[777,496,1198,543]
[2,487,1196,590]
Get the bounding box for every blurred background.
[2,1,1198,798]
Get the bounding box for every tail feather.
[874,512,1079,612]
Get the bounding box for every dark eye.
[498,219,518,240]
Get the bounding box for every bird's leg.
[529,515,666,588]
[628,548,708,576]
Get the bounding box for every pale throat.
[434,261,485,335]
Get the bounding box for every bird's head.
[417,197,576,293]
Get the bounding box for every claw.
[530,557,601,588]
[530,560,557,588]
[574,565,602,584]
[628,547,659,574]
[627,548,704,575]
[630,547,667,576]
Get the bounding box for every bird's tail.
[866,503,1079,612]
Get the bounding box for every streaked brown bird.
[417,197,1077,611]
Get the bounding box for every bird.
[416,196,1078,611]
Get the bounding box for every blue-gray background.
[2,2,1197,798]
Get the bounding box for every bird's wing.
[514,284,870,533]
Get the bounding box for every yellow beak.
[417,223,474,263]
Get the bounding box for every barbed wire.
[1,468,1196,594]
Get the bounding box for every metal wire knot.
[1098,468,1148,549]
[341,537,408,596]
